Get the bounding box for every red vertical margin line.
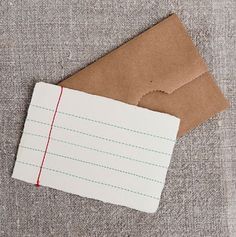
[36,86,64,187]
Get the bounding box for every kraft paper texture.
[59,14,229,137]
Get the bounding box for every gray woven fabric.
[0,0,235,236]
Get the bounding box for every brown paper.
[59,14,229,137]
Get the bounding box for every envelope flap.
[59,14,208,105]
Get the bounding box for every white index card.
[12,82,180,213]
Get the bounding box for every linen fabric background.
[0,0,235,236]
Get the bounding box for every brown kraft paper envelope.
[59,14,229,137]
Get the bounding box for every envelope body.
[59,14,229,136]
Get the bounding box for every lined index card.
[12,82,180,213]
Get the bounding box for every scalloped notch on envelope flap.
[138,72,229,137]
